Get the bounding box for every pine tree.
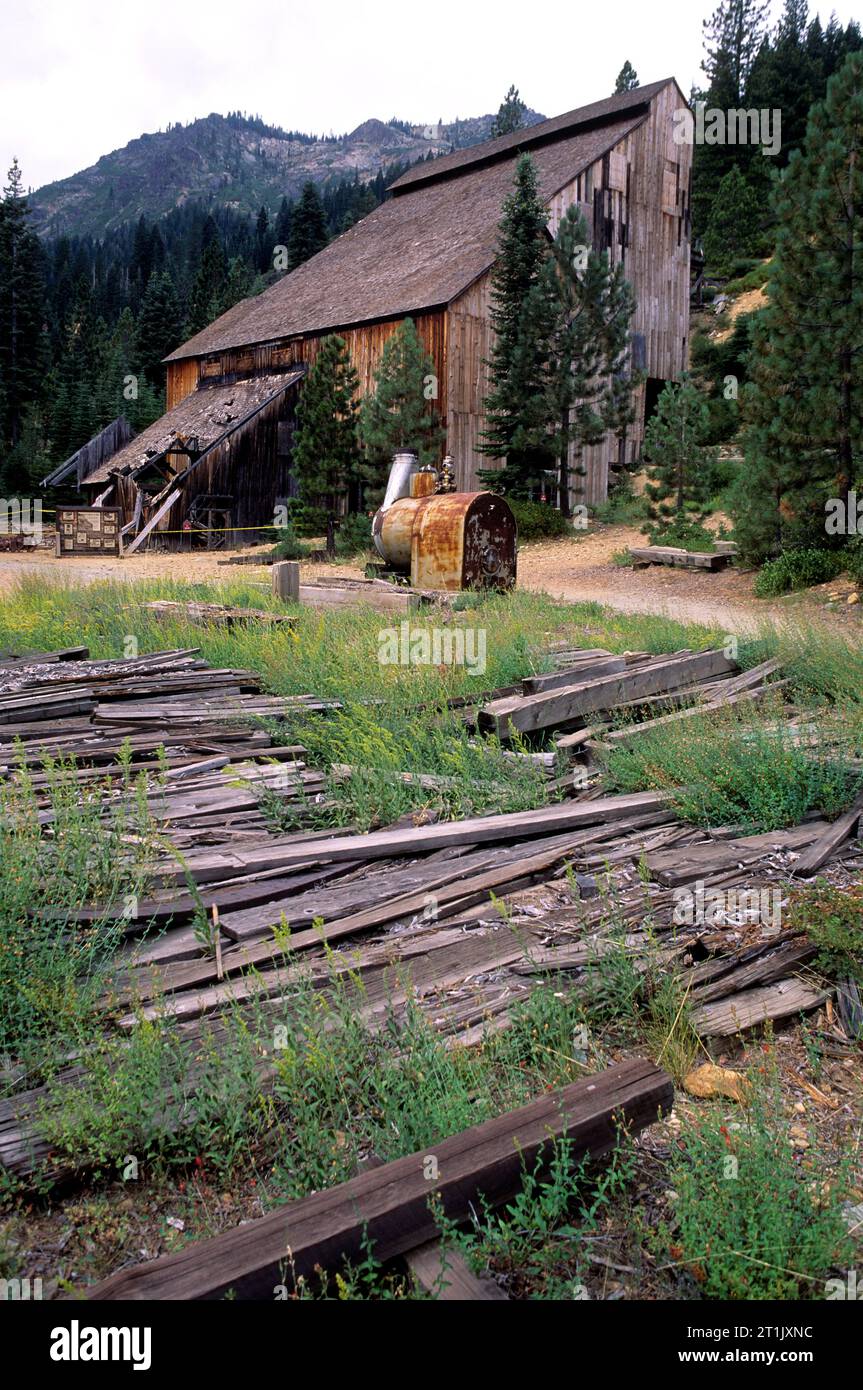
[274,196,292,260]
[703,164,762,265]
[642,376,716,542]
[288,183,328,269]
[0,160,48,452]
[187,218,228,334]
[491,86,527,138]
[732,51,863,561]
[254,205,271,273]
[614,61,639,93]
[478,154,549,492]
[360,319,443,500]
[292,336,360,513]
[515,205,637,512]
[692,0,771,234]
[135,270,184,388]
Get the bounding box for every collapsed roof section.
[80,371,306,488]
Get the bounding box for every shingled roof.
[165,81,679,365]
[81,372,304,484]
[388,78,673,194]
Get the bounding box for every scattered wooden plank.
[522,655,626,695]
[84,1059,673,1300]
[480,650,737,738]
[142,601,295,628]
[298,581,420,613]
[628,546,730,571]
[790,793,863,877]
[156,790,670,886]
[691,979,831,1037]
[404,1240,508,1300]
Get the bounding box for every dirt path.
[2,527,858,636]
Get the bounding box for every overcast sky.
[2,0,859,192]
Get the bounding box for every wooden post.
[272,560,300,603]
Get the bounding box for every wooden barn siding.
[166,358,200,410]
[450,88,691,505]
[165,311,448,426]
[446,275,493,492]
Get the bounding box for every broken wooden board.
[141,601,296,628]
[404,1240,508,1300]
[155,790,670,886]
[298,580,422,613]
[790,793,863,877]
[691,979,831,1037]
[84,1059,673,1300]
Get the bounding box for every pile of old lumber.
[481,646,752,738]
[85,1059,673,1300]
[3,637,860,1201]
[0,647,334,838]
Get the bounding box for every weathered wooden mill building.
[76,78,691,544]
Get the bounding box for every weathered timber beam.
[480,650,737,738]
[85,1058,672,1300]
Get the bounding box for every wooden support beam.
[85,1059,673,1300]
[404,1241,509,1300]
[124,488,181,555]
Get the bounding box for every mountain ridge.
[30,107,546,240]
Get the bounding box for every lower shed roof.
[81,371,305,486]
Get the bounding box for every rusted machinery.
[372,452,517,591]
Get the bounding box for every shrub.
[645,516,717,552]
[754,548,845,597]
[602,701,862,832]
[272,522,308,560]
[286,501,329,537]
[845,536,863,586]
[786,881,863,983]
[335,512,373,557]
[722,262,771,295]
[508,499,572,542]
[667,1068,851,1299]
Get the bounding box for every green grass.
[602,698,863,832]
[664,1066,852,1299]
[0,748,158,1079]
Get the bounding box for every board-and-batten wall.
[167,312,448,422]
[446,84,692,505]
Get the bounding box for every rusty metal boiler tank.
[372,453,517,591]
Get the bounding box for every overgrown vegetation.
[602,699,863,833]
[665,1065,852,1299]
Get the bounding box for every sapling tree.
[642,375,716,544]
